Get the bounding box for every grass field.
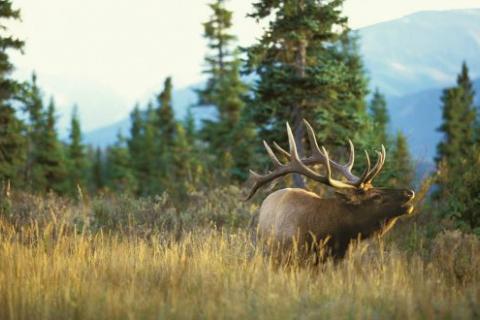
[0,190,479,319]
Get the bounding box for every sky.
[7,0,480,132]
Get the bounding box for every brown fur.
[257,187,415,260]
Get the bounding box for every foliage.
[32,99,68,194]
[435,62,479,230]
[0,0,25,187]
[198,0,252,181]
[105,134,137,195]
[369,88,389,145]
[246,0,370,166]
[66,106,88,194]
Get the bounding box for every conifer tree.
[0,0,26,186]
[20,73,44,186]
[143,103,160,194]
[156,77,176,147]
[105,134,137,194]
[247,0,370,186]
[171,122,194,198]
[67,106,88,194]
[0,104,25,183]
[369,88,389,145]
[198,0,251,180]
[435,63,479,230]
[154,77,177,192]
[390,132,414,187]
[127,104,146,194]
[91,147,104,192]
[436,62,477,168]
[33,99,67,194]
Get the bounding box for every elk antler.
[245,120,386,200]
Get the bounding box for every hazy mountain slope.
[360,9,480,96]
[84,85,216,147]
[388,78,480,161]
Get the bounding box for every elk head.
[247,120,415,259]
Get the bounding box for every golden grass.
[0,218,479,320]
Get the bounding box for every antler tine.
[346,139,355,171]
[244,170,264,200]
[286,122,300,160]
[364,145,386,184]
[263,140,283,168]
[272,141,290,158]
[303,119,361,185]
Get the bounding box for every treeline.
[0,1,478,230]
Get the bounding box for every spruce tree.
[390,132,414,187]
[154,77,177,193]
[67,106,88,194]
[369,88,389,145]
[33,99,67,194]
[20,73,44,187]
[143,103,160,195]
[105,134,137,194]
[0,104,25,184]
[156,77,176,147]
[171,122,193,198]
[247,0,370,186]
[436,62,476,168]
[198,0,251,180]
[91,147,104,192]
[0,0,26,186]
[435,62,479,230]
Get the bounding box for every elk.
[246,120,415,260]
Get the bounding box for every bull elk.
[246,120,415,260]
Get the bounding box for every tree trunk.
[292,35,307,188]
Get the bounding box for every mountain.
[388,78,480,162]
[360,9,480,96]
[85,8,480,156]
[84,85,216,147]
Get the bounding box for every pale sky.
[7,0,480,131]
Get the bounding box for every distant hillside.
[388,78,480,161]
[360,9,480,96]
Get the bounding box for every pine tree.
[435,63,479,230]
[0,104,25,184]
[171,122,194,198]
[390,132,414,187]
[67,106,88,194]
[198,0,251,180]
[105,134,137,194]
[436,62,476,168]
[91,147,104,192]
[143,103,160,194]
[33,99,67,194]
[20,73,44,187]
[156,77,176,147]
[0,0,26,186]
[154,77,177,193]
[247,0,370,186]
[369,88,389,145]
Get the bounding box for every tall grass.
[0,189,479,319]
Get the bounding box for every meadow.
[0,186,479,320]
